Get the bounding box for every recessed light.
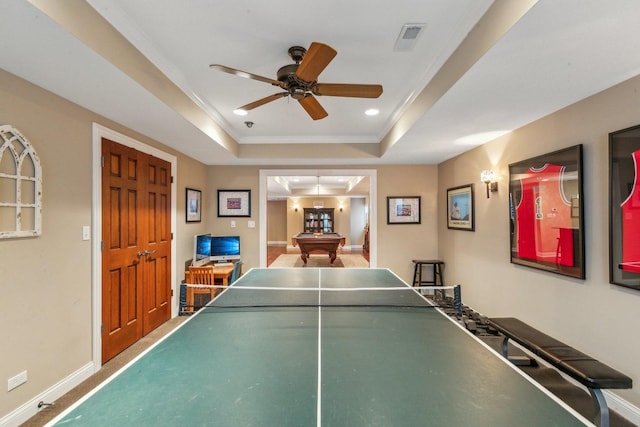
[365,108,379,116]
[233,109,248,116]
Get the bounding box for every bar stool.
[412,260,444,290]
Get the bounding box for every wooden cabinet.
[303,208,334,233]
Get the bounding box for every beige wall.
[207,166,261,271]
[207,166,438,283]
[267,200,287,243]
[0,69,208,421]
[377,165,439,281]
[438,74,640,407]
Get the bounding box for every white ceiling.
[267,175,370,200]
[2,1,640,176]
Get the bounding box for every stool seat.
[412,260,444,288]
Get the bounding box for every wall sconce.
[480,170,498,199]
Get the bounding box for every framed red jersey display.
[609,124,640,290]
[509,145,585,279]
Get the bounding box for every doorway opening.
[258,169,377,268]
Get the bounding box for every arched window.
[0,125,42,238]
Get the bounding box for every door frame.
[258,169,377,268]
[91,123,178,369]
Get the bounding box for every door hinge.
[171,232,174,240]
[171,289,174,297]
[171,176,174,184]
[100,240,104,251]
[100,155,104,167]
[100,324,104,335]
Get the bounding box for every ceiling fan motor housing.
[277,63,299,83]
[288,46,306,63]
[277,62,311,99]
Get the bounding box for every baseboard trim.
[0,362,95,427]
[605,390,640,426]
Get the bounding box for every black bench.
[488,317,632,427]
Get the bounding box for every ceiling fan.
[210,42,383,120]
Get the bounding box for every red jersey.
[621,150,640,273]
[515,164,573,265]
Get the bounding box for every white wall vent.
[394,23,426,52]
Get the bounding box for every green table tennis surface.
[48,268,591,426]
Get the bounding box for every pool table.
[291,232,346,265]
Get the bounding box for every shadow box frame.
[447,184,475,231]
[387,196,421,224]
[508,144,585,279]
[217,189,251,218]
[609,124,640,290]
[185,188,202,223]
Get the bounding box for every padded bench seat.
[488,317,632,427]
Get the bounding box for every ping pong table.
[48,268,591,426]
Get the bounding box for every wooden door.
[101,138,171,362]
[142,154,172,334]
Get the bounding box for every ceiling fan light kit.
[210,42,383,120]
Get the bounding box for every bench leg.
[499,335,534,366]
[589,388,609,427]
[501,336,510,358]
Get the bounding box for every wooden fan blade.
[313,83,383,98]
[299,94,328,120]
[210,64,286,88]
[295,42,337,83]
[239,92,288,111]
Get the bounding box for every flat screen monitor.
[210,235,240,262]
[192,234,211,267]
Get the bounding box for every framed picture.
[447,184,475,231]
[185,188,202,223]
[218,189,251,217]
[508,144,585,279]
[609,124,640,290]
[387,196,421,224]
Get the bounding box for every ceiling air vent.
[394,23,426,52]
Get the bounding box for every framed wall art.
[508,144,585,279]
[609,124,640,290]
[185,188,202,223]
[218,189,251,217]
[387,196,421,224]
[447,184,474,231]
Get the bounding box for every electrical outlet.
[8,371,27,391]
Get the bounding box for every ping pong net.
[188,284,462,310]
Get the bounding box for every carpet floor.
[269,253,369,268]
